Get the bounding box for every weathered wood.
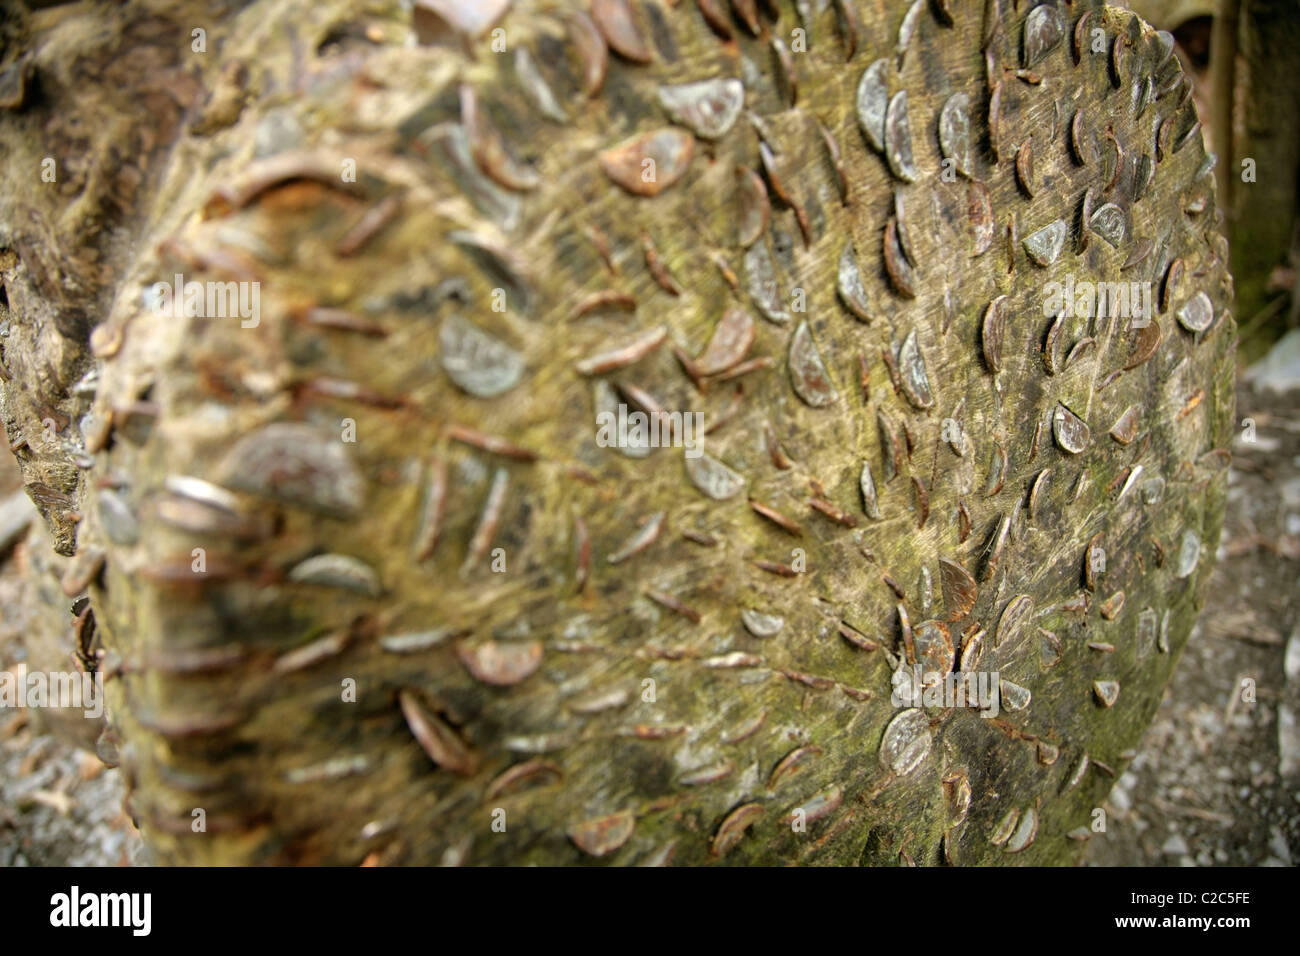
[0,0,1234,865]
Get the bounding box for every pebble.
[1245,328,1300,394]
[1236,433,1281,452]
[1268,826,1292,864]
[1287,628,1300,681]
[1109,786,1132,813]
[0,491,36,554]
[1161,833,1190,855]
[1281,478,1300,509]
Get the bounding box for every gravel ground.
[1083,371,1300,867]
[0,449,142,866]
[1,369,1296,867]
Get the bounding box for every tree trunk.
[1209,0,1239,214]
[1224,0,1300,325]
[0,0,1235,865]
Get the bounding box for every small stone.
[1109,786,1131,813]
[1161,833,1189,855]
[0,491,37,554]
[1245,328,1300,395]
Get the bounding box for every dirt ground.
[1082,371,1300,867]
[0,451,144,866]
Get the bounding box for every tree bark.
[1209,0,1240,214]
[0,0,1235,865]
[1227,0,1300,324]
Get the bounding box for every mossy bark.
[1,0,1234,866]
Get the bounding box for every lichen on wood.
[0,0,1235,865]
